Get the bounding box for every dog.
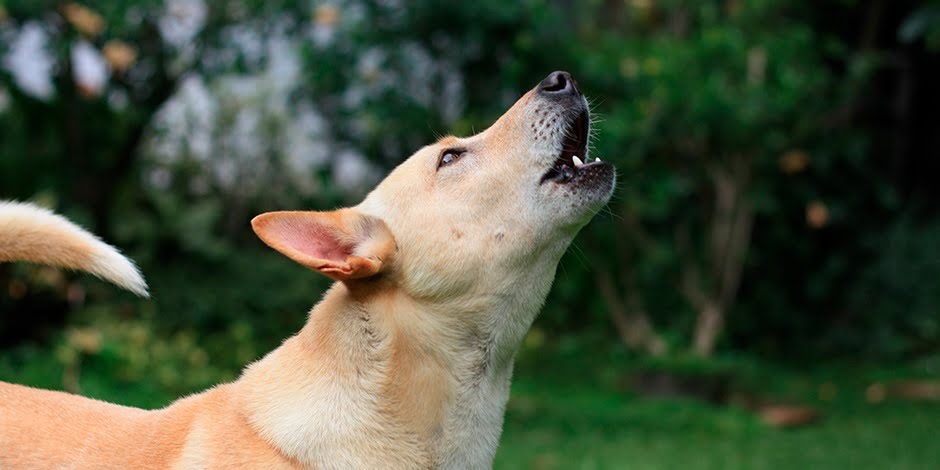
[0,71,614,469]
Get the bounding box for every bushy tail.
[0,201,148,297]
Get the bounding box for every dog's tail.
[0,201,148,297]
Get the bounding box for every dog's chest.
[433,368,513,469]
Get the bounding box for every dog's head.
[253,72,613,319]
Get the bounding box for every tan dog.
[0,71,613,469]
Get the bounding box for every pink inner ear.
[279,220,351,263]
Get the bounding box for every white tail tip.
[0,201,149,297]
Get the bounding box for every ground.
[496,374,940,469]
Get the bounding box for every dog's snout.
[537,71,578,96]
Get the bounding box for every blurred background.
[1,0,939,468]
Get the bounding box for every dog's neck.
[237,260,558,469]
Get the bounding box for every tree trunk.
[596,273,667,356]
[692,300,723,356]
[685,160,754,357]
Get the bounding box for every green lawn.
[496,371,940,469]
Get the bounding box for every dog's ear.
[251,209,395,282]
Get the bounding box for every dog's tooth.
[596,156,602,163]
[572,156,583,167]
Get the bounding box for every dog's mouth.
[540,109,603,185]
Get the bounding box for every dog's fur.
[0,73,614,469]
[0,201,148,297]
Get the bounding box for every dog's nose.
[537,71,579,95]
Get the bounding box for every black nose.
[537,71,578,95]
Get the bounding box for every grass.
[495,355,940,469]
[496,379,940,469]
[3,343,939,469]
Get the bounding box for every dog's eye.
[438,149,465,168]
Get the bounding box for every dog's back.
[0,201,148,297]
[0,202,161,468]
[0,381,299,469]
[0,382,156,468]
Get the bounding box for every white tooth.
[596,156,602,163]
[572,156,583,167]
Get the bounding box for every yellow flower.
[806,201,828,229]
[628,0,653,11]
[67,327,103,354]
[620,58,639,78]
[61,3,105,37]
[779,150,809,174]
[103,40,138,73]
[313,4,340,27]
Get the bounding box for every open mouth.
[540,109,601,184]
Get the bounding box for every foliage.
[0,0,938,398]
[1,2,939,467]
[568,2,874,356]
[900,1,940,50]
[842,218,940,357]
